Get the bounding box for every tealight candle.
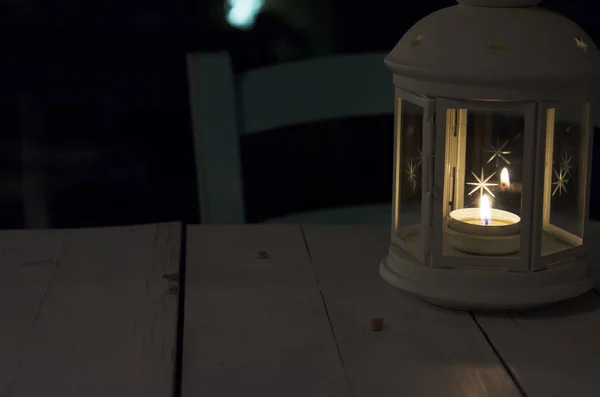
[446,194,521,255]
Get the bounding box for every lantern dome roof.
[385,1,600,100]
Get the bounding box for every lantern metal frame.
[391,88,434,265]
[383,93,596,310]
[381,94,596,309]
[380,0,600,310]
[531,101,593,270]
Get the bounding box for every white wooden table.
[183,224,600,397]
[0,223,181,397]
[3,223,600,397]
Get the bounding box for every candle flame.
[480,195,492,226]
[500,167,510,189]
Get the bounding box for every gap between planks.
[301,225,522,397]
[474,220,600,397]
[300,226,353,394]
[181,225,349,397]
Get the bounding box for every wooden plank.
[0,229,65,397]
[302,225,522,397]
[475,220,600,397]
[6,222,181,397]
[182,225,348,397]
[475,293,600,397]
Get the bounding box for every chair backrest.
[187,51,392,224]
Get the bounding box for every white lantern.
[379,0,600,310]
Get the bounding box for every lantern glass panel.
[540,104,589,257]
[434,101,535,270]
[392,97,425,262]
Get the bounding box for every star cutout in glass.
[416,149,422,168]
[559,151,573,176]
[552,167,569,197]
[467,168,497,198]
[406,158,418,193]
[486,138,511,166]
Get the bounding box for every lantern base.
[380,244,594,311]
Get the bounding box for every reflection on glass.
[392,98,424,261]
[443,108,525,258]
[541,105,588,256]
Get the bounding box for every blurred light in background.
[225,0,265,30]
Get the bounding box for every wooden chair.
[17,92,51,229]
[187,51,393,224]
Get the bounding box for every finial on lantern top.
[457,0,542,6]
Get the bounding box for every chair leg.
[18,92,51,229]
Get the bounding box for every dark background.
[0,0,598,227]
